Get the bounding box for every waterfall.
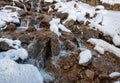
[23,4,27,12]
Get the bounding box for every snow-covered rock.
[0,48,28,60]
[109,72,120,78]
[0,38,28,60]
[0,8,20,29]
[89,10,120,46]
[49,18,71,36]
[0,59,43,83]
[87,38,120,57]
[79,49,92,65]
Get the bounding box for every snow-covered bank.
[0,6,20,29]
[0,59,43,83]
[100,0,120,5]
[54,1,120,45]
[87,38,120,57]
[0,38,28,60]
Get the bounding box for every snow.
[44,0,66,3]
[0,48,28,60]
[100,0,120,5]
[109,72,120,78]
[54,1,120,46]
[114,81,120,83]
[0,59,43,83]
[0,38,28,60]
[49,18,71,36]
[79,49,92,65]
[87,38,120,57]
[89,10,120,46]
[55,1,95,23]
[0,6,20,29]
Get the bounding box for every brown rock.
[56,12,68,20]
[3,23,16,31]
[26,25,36,32]
[51,38,60,56]
[64,20,75,28]
[64,40,77,50]
[85,69,95,80]
[0,41,10,52]
[80,27,99,40]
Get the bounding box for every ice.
[0,6,20,28]
[0,59,43,83]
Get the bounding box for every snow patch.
[87,38,120,57]
[0,59,43,83]
[100,0,120,5]
[0,6,20,29]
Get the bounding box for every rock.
[92,57,114,73]
[63,65,70,70]
[56,12,68,20]
[60,31,75,41]
[0,41,10,52]
[19,35,30,45]
[39,14,51,28]
[64,20,75,28]
[50,38,60,56]
[18,10,26,16]
[85,69,95,80]
[14,1,24,9]
[26,25,36,32]
[64,40,77,51]
[80,27,99,40]
[29,32,60,68]
[3,23,16,31]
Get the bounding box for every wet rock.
[29,32,60,68]
[85,69,95,80]
[26,25,36,32]
[0,41,10,52]
[64,40,77,51]
[3,23,16,31]
[50,38,60,56]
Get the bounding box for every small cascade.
[17,19,29,31]
[23,4,27,12]
[58,38,68,56]
[12,0,15,6]
[76,38,87,51]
